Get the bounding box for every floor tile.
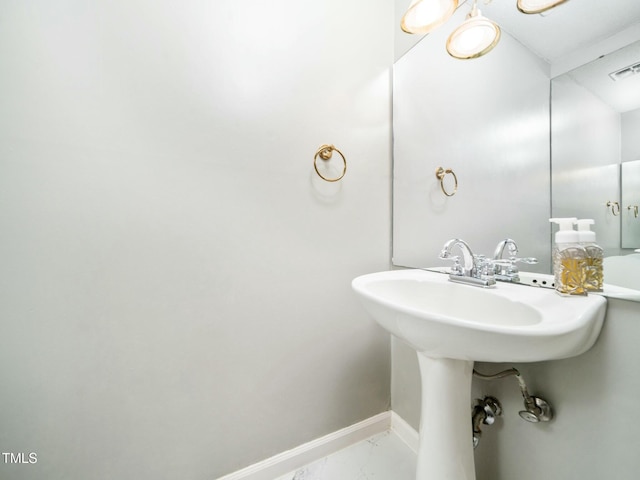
[273,430,416,480]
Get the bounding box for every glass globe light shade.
[446,8,501,59]
[401,0,459,34]
[517,0,568,14]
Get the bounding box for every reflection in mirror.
[622,160,640,248]
[393,11,640,297]
[551,42,640,282]
[552,39,640,292]
[604,253,640,291]
[392,7,550,274]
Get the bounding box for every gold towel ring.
[435,167,458,197]
[628,205,639,218]
[314,144,347,182]
[607,201,621,216]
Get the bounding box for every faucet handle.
[515,257,538,265]
[493,256,538,282]
[440,255,463,276]
[474,255,497,280]
[506,256,538,270]
[493,238,538,266]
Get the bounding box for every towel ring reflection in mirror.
[435,167,458,197]
[628,205,639,218]
[314,144,347,182]
[607,201,621,216]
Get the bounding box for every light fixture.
[517,0,568,14]
[446,1,501,59]
[401,0,459,34]
[401,0,569,59]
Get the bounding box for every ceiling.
[567,39,640,112]
[485,0,640,65]
[485,0,640,111]
[394,1,640,111]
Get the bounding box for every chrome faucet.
[439,239,496,287]
[493,239,538,282]
[440,238,475,276]
[494,238,518,260]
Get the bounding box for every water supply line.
[473,367,553,423]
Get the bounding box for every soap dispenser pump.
[549,218,587,296]
[575,219,604,292]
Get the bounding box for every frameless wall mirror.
[392,6,640,295]
[392,7,551,273]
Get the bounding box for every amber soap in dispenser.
[575,219,604,292]
[549,218,587,296]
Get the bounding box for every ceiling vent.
[609,61,640,82]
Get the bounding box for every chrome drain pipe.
[472,396,502,448]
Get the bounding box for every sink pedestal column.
[416,353,475,480]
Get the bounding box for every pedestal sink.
[352,269,607,480]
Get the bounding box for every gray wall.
[0,1,394,478]
[473,298,640,479]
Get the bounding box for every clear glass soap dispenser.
[575,219,604,292]
[549,218,587,296]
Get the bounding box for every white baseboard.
[389,411,419,453]
[216,411,405,480]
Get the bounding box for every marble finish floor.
[273,430,416,480]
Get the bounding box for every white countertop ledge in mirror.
[517,271,640,302]
[352,268,607,363]
[425,267,640,302]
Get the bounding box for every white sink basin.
[352,268,606,362]
[352,268,607,480]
